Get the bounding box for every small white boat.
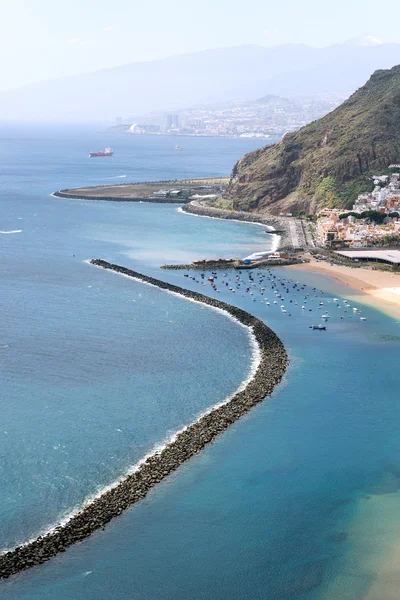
[360,317,366,321]
[321,314,329,319]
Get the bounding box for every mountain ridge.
[4,42,400,121]
[227,65,400,214]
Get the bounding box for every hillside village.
[316,168,400,247]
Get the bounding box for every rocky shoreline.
[161,259,302,270]
[181,201,293,248]
[0,259,288,580]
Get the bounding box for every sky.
[0,0,398,90]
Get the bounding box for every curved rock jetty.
[0,259,288,580]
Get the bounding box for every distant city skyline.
[0,0,399,90]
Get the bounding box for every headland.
[54,177,228,203]
[0,259,287,580]
[53,179,314,251]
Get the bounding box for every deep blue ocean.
[1,124,400,600]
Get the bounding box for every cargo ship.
[89,148,114,157]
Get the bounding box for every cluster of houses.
[316,210,400,247]
[316,170,400,247]
[353,171,400,213]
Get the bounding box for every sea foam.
[2,260,261,553]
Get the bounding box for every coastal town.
[110,94,343,140]
[316,167,400,248]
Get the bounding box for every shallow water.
[1,126,400,599]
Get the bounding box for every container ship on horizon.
[89,148,114,157]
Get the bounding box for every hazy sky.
[0,0,397,90]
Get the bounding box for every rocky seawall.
[53,190,189,204]
[181,201,292,248]
[161,259,302,270]
[0,259,287,580]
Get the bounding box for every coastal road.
[288,220,301,248]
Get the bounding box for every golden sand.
[289,258,400,320]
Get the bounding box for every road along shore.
[0,259,287,580]
[180,200,296,249]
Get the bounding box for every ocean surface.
[1,124,400,600]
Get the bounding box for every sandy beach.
[289,258,400,320]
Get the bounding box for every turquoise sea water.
[1,125,400,599]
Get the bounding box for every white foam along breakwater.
[2,261,260,553]
[177,206,281,253]
[0,230,22,234]
[0,259,287,579]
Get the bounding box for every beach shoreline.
[52,182,297,249]
[181,200,294,248]
[0,259,287,580]
[289,258,400,319]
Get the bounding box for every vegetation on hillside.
[228,65,400,214]
[371,234,400,246]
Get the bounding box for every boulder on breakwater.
[0,259,288,580]
[161,258,303,270]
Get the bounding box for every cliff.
[228,65,400,214]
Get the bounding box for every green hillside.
[228,65,400,214]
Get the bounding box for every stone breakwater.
[161,259,302,270]
[0,259,287,580]
[181,201,292,248]
[53,190,189,204]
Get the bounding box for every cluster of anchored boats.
[183,268,368,331]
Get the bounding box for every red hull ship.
[89,147,114,157]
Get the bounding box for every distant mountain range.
[228,65,400,214]
[4,40,400,121]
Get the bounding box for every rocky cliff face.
[228,66,400,214]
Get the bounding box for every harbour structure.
[0,259,287,579]
[334,249,400,265]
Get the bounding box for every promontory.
[227,65,400,214]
